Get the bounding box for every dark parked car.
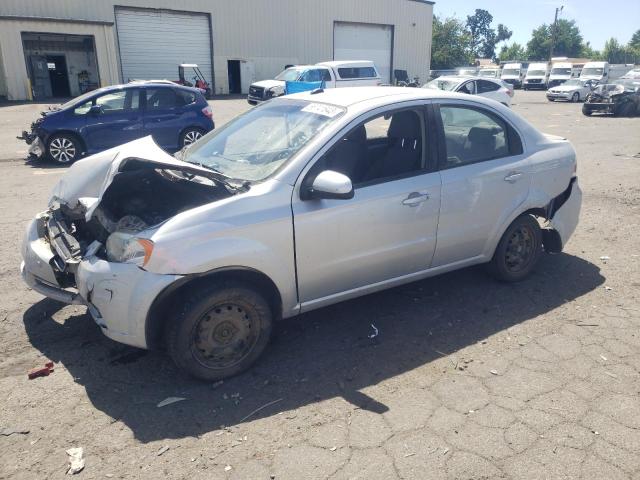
[19,82,214,163]
[582,78,640,117]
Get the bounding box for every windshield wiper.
[184,160,251,193]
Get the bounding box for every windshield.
[183,99,345,182]
[613,79,640,91]
[561,79,582,87]
[527,70,546,77]
[582,68,604,76]
[478,70,497,78]
[424,78,459,91]
[551,68,572,75]
[59,89,105,110]
[502,69,520,76]
[275,68,305,81]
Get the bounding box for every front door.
[431,102,531,266]
[292,106,442,308]
[84,88,143,151]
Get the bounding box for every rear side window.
[145,88,178,109]
[438,106,522,168]
[477,80,500,93]
[176,90,197,106]
[337,66,377,79]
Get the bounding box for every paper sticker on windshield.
[301,103,343,118]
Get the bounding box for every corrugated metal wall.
[0,0,432,98]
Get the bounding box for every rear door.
[143,87,185,150]
[432,102,530,266]
[477,80,504,103]
[84,88,143,150]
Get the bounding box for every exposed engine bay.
[46,165,233,280]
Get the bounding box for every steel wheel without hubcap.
[49,136,77,163]
[181,129,203,147]
[504,224,535,274]
[487,214,541,282]
[192,302,258,369]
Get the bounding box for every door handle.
[402,192,430,206]
[504,172,523,183]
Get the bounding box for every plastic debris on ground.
[66,447,85,475]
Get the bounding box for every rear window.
[337,66,377,79]
[177,90,197,106]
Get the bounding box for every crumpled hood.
[49,136,215,220]
[251,79,286,90]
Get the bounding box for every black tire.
[571,92,580,103]
[487,214,542,282]
[179,127,205,148]
[615,102,636,118]
[47,133,82,164]
[582,105,593,116]
[166,282,273,381]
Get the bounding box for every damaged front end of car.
[21,136,241,347]
[17,116,46,159]
[582,83,640,116]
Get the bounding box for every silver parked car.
[21,87,581,380]
[546,79,598,102]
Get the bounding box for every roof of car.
[431,75,501,83]
[285,86,460,108]
[317,60,376,68]
[95,82,201,93]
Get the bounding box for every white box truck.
[501,63,525,89]
[524,62,550,90]
[580,61,609,83]
[548,61,573,88]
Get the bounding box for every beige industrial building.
[0,0,433,100]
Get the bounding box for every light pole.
[548,5,564,61]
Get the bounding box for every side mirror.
[89,105,103,115]
[307,170,354,200]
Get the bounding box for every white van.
[548,62,573,88]
[580,61,609,83]
[524,62,550,90]
[478,67,500,79]
[501,63,525,89]
[247,61,381,104]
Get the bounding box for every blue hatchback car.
[20,82,214,164]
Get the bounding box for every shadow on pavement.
[23,253,604,442]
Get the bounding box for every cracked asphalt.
[0,91,639,479]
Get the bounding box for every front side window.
[300,69,322,83]
[183,99,345,182]
[93,89,139,114]
[439,106,519,168]
[315,108,425,186]
[457,81,476,95]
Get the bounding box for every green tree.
[602,38,625,63]
[526,19,584,60]
[581,42,601,60]
[498,42,526,63]
[629,30,640,49]
[431,15,473,69]
[466,9,495,58]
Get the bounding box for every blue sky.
[433,0,640,51]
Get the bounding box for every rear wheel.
[571,92,580,103]
[179,127,205,148]
[47,133,82,164]
[615,101,636,117]
[582,105,593,116]
[487,215,542,282]
[166,282,273,381]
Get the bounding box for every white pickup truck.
[247,61,382,104]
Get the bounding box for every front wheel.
[487,215,542,282]
[179,127,205,148]
[571,92,580,103]
[166,282,273,381]
[47,133,82,164]
[582,105,593,116]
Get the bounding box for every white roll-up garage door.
[115,8,212,86]
[334,22,393,83]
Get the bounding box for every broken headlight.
[106,232,154,266]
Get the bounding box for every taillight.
[201,105,213,119]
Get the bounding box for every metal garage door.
[115,8,212,86]
[334,22,393,83]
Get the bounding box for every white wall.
[0,0,433,98]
